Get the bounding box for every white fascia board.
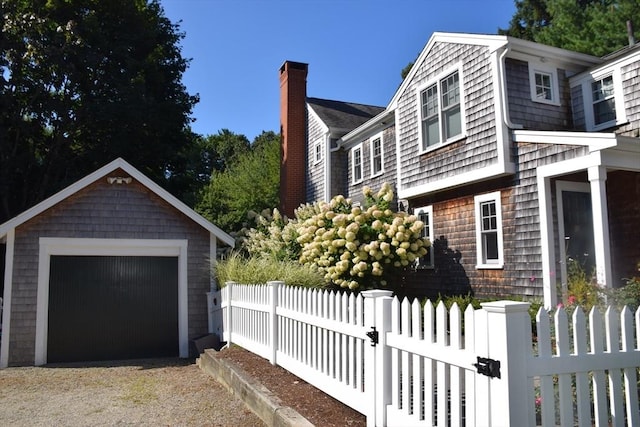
[0,158,235,247]
[512,130,621,151]
[338,110,394,149]
[398,163,510,200]
[388,32,508,110]
[570,48,640,85]
[507,38,601,69]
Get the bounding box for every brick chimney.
[279,61,308,218]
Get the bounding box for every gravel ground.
[0,358,264,426]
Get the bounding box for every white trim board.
[34,238,189,365]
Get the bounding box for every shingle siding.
[7,177,211,366]
[397,43,499,191]
[619,59,640,136]
[346,125,397,203]
[306,112,325,202]
[403,142,591,300]
[506,59,573,130]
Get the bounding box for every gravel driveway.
[0,358,264,426]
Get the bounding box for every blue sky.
[160,0,517,142]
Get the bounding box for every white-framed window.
[414,205,434,269]
[370,133,383,177]
[577,69,626,131]
[528,62,560,105]
[351,144,363,184]
[313,138,323,164]
[474,192,504,268]
[591,75,616,126]
[416,64,465,152]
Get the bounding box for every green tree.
[173,129,251,207]
[0,0,198,223]
[499,0,551,41]
[196,132,280,233]
[500,0,640,56]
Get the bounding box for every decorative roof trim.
[0,158,235,246]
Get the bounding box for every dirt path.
[0,358,264,426]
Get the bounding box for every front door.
[556,181,595,297]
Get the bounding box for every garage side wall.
[8,177,211,366]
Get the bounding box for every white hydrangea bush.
[296,183,429,290]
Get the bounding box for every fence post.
[362,289,393,427]
[267,281,282,365]
[224,281,236,347]
[478,301,531,426]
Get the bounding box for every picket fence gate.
[217,281,640,426]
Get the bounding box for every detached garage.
[0,158,234,367]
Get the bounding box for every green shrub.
[214,251,326,288]
[606,276,640,311]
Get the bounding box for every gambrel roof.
[0,157,235,246]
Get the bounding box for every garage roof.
[0,158,235,246]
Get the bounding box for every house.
[279,32,640,307]
[0,158,234,367]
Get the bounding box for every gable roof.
[307,97,385,137]
[0,158,235,246]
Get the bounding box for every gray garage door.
[48,255,179,363]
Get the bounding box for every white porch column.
[537,174,557,308]
[588,165,612,288]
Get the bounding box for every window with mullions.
[474,192,504,268]
[414,206,434,268]
[534,72,553,101]
[370,134,383,176]
[419,69,463,150]
[313,139,323,164]
[592,75,615,126]
[351,144,363,183]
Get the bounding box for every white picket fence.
[219,281,640,426]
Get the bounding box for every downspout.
[497,46,522,130]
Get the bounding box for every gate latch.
[366,327,379,347]
[473,356,501,378]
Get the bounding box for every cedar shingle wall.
[396,42,498,190]
[506,59,573,130]
[618,59,640,136]
[403,142,590,300]
[346,125,397,203]
[8,175,211,366]
[306,111,325,202]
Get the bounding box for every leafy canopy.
[196,131,280,233]
[500,0,640,56]
[0,0,198,222]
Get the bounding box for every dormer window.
[528,62,560,105]
[591,75,615,126]
[416,64,465,152]
[572,67,626,131]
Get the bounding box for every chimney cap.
[280,60,308,74]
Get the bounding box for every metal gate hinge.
[366,327,379,347]
[473,356,501,378]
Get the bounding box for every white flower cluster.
[296,183,429,290]
[240,208,301,261]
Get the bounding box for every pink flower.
[535,397,542,406]
[567,295,577,305]
[557,302,564,309]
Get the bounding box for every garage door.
[48,255,179,363]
